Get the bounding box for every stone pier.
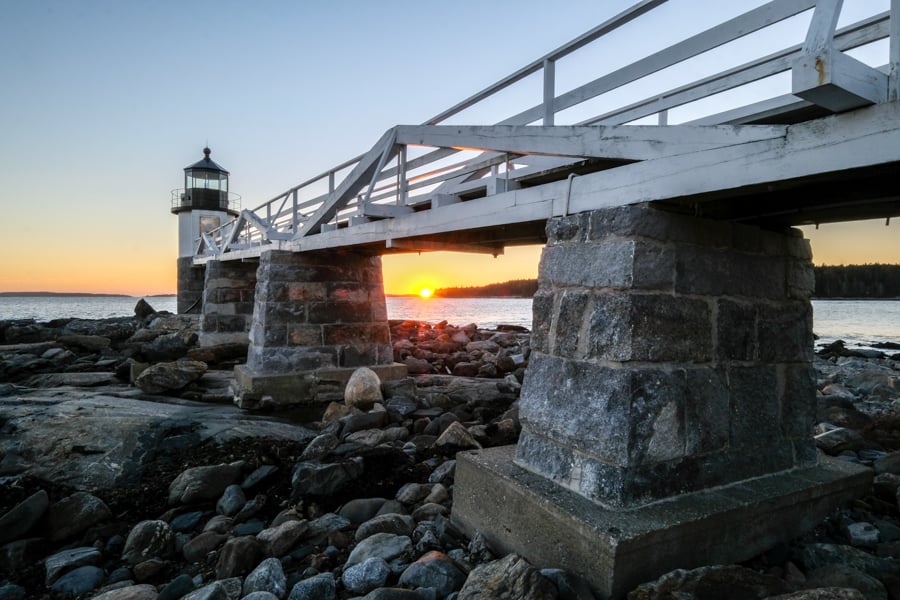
[452,204,870,599]
[176,257,205,314]
[234,249,405,409]
[199,258,258,346]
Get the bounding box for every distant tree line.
[814,264,900,298]
[431,266,900,299]
[434,279,539,298]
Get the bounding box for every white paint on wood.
[361,203,414,218]
[891,0,900,100]
[396,124,786,161]
[792,0,888,110]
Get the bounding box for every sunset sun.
[419,288,433,299]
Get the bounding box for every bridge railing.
[196,0,895,259]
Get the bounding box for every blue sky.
[0,1,895,295]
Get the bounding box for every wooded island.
[433,265,900,299]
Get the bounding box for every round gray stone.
[122,519,175,565]
[216,484,246,517]
[341,556,391,594]
[345,533,413,573]
[287,573,336,600]
[345,367,383,410]
[399,551,466,596]
[168,462,243,505]
[243,557,287,598]
[50,565,104,597]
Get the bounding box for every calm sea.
[0,296,897,351]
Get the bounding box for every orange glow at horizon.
[381,246,544,296]
[419,288,433,299]
[0,240,178,297]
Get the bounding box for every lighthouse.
[171,147,239,313]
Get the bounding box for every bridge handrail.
[196,0,895,259]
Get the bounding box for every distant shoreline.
[0,292,175,298]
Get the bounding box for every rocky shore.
[1,303,900,599]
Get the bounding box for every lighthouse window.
[186,169,227,194]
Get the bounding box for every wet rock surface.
[1,309,900,599]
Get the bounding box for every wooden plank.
[543,59,555,126]
[396,124,786,161]
[792,0,887,111]
[198,233,219,256]
[687,95,813,126]
[432,194,461,208]
[360,203,414,219]
[222,212,248,254]
[793,48,889,111]
[892,0,900,100]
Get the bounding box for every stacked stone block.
[176,257,205,314]
[246,249,392,375]
[516,203,816,507]
[200,259,258,345]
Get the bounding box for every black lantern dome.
[171,147,238,215]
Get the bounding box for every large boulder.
[46,491,112,542]
[0,489,48,545]
[135,360,207,394]
[291,459,364,498]
[345,367,383,410]
[168,462,244,505]
[121,520,175,565]
[458,554,558,599]
[628,564,788,600]
[141,333,190,362]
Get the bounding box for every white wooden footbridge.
[194,0,900,263]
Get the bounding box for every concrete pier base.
[176,257,205,314]
[452,204,870,598]
[200,258,257,347]
[453,446,871,600]
[233,249,404,410]
[234,362,408,411]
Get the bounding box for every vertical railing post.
[292,190,299,233]
[329,171,335,194]
[398,145,408,206]
[543,58,556,126]
[891,0,900,100]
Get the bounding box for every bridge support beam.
[199,259,258,347]
[452,204,870,599]
[233,249,404,410]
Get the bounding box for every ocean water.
[0,295,897,351]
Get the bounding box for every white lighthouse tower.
[171,147,239,313]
